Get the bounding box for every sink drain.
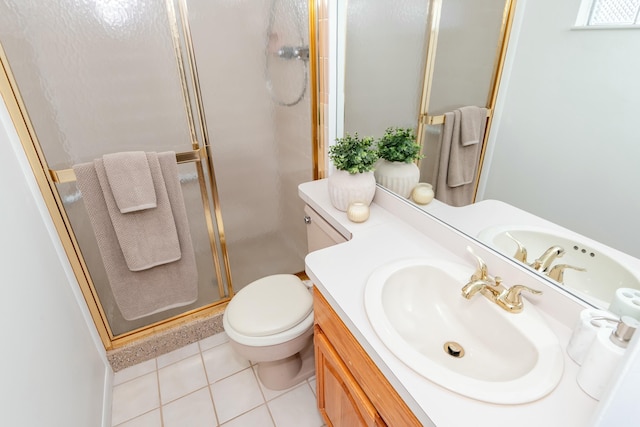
[444,341,465,358]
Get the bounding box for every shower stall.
[0,0,316,347]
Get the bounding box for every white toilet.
[223,205,347,390]
[223,274,315,390]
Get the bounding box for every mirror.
[335,0,640,308]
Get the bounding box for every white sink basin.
[478,225,640,306]
[364,258,563,404]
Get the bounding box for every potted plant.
[328,133,379,211]
[374,127,423,198]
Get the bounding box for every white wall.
[0,99,111,426]
[479,0,640,258]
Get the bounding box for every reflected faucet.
[530,246,565,273]
[505,233,565,272]
[461,247,542,313]
[547,264,587,284]
[504,233,586,283]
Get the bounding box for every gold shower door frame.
[0,0,321,350]
[415,0,517,201]
[0,43,231,350]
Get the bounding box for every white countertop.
[300,179,598,427]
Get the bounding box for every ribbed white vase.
[374,159,420,198]
[327,170,376,211]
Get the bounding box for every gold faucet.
[504,233,586,283]
[530,245,565,273]
[462,247,542,313]
[505,233,565,272]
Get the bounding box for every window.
[576,0,640,26]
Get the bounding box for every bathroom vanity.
[300,179,601,427]
[314,288,420,426]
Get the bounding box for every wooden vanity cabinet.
[313,288,422,427]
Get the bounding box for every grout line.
[306,378,316,396]
[250,366,277,427]
[199,342,221,426]
[117,336,324,427]
[154,358,164,427]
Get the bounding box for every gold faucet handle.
[466,246,489,281]
[505,232,528,263]
[547,264,587,284]
[503,284,543,305]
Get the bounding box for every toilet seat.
[224,274,314,347]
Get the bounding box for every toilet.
[223,274,315,390]
[223,205,347,390]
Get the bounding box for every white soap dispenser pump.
[577,316,639,400]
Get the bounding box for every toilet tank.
[304,205,348,253]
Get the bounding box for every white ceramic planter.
[327,170,376,211]
[374,159,420,198]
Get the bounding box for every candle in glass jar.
[347,202,370,223]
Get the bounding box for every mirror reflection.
[337,0,640,309]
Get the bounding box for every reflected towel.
[95,152,181,271]
[103,151,157,213]
[447,107,487,188]
[434,107,486,207]
[459,106,486,146]
[73,152,198,320]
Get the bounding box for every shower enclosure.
[0,0,316,347]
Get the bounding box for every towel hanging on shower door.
[435,106,487,207]
[74,151,198,321]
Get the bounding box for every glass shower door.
[185,0,313,291]
[0,0,228,337]
[0,0,314,343]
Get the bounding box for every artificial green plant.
[376,127,423,163]
[329,133,378,174]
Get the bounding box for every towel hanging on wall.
[74,151,198,321]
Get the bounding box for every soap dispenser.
[577,316,639,400]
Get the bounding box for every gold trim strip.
[474,0,517,199]
[110,298,230,348]
[47,149,204,184]
[309,0,322,179]
[421,109,492,126]
[415,0,443,158]
[166,0,199,149]
[176,0,233,297]
[415,0,516,204]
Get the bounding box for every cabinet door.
[315,330,386,427]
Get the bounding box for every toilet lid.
[226,274,313,337]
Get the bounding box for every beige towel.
[459,106,485,146]
[95,153,181,271]
[74,152,198,320]
[103,151,157,213]
[434,108,486,207]
[447,107,487,188]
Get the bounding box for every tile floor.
[111,332,324,427]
